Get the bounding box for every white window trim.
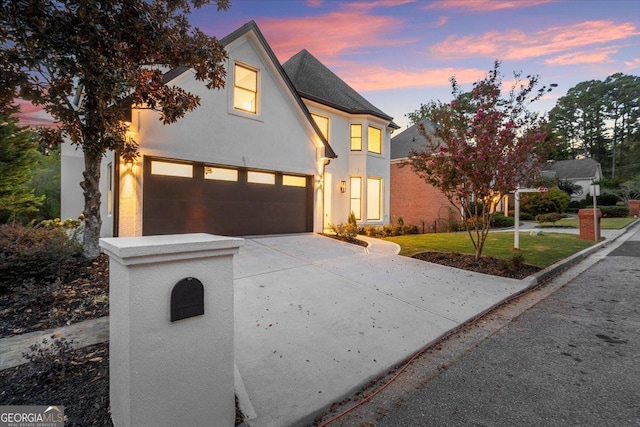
[228,60,263,121]
[367,125,382,155]
[366,176,383,221]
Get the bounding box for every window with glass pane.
[350,124,362,151]
[311,113,329,141]
[204,167,238,181]
[283,175,306,187]
[367,178,382,220]
[151,160,193,178]
[368,126,382,154]
[247,171,275,185]
[350,177,362,220]
[234,64,257,113]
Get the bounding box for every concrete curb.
[524,217,640,288]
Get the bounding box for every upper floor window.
[350,124,362,151]
[234,63,258,114]
[311,113,329,142]
[368,126,382,154]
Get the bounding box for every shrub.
[599,205,629,218]
[521,187,570,216]
[0,222,81,288]
[568,200,581,209]
[23,337,81,383]
[536,212,564,225]
[596,193,619,206]
[491,213,514,228]
[329,222,358,240]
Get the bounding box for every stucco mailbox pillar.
[578,208,602,241]
[100,233,243,427]
[628,200,640,217]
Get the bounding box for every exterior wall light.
[340,180,346,193]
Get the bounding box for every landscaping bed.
[412,251,540,280]
[0,254,110,339]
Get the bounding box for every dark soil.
[412,252,541,280]
[0,254,110,338]
[0,341,111,426]
[322,233,369,247]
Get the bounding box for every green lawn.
[385,231,595,268]
[543,217,637,229]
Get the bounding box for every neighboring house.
[542,158,603,201]
[390,120,460,233]
[61,21,397,238]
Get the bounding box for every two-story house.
[61,21,397,238]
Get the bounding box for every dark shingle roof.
[390,119,439,160]
[283,50,398,128]
[542,158,601,180]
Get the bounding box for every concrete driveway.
[233,233,531,427]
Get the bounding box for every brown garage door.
[142,157,313,236]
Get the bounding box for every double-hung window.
[350,177,362,220]
[234,63,258,114]
[350,124,362,151]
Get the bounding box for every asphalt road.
[376,228,640,427]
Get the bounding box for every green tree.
[30,147,61,221]
[408,62,555,260]
[604,73,640,179]
[550,80,609,163]
[0,105,44,222]
[0,0,230,259]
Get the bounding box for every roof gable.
[163,21,336,158]
[283,50,397,127]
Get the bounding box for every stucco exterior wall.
[390,161,459,233]
[312,101,391,228]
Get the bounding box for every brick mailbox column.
[100,233,243,427]
[628,200,640,217]
[578,208,602,241]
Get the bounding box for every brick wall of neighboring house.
[390,162,460,233]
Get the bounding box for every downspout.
[320,156,331,233]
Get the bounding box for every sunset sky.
[18,0,640,130]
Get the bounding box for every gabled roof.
[542,158,601,180]
[390,119,438,160]
[163,21,336,158]
[283,50,399,129]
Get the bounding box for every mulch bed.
[322,233,369,247]
[0,254,110,338]
[412,251,541,280]
[0,341,111,426]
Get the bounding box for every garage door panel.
[142,157,313,236]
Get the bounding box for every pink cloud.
[306,0,322,7]
[14,99,56,127]
[545,48,619,65]
[342,0,416,11]
[338,65,487,91]
[624,58,640,70]
[259,12,413,63]
[430,20,639,61]
[426,0,553,12]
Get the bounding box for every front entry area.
[142,157,313,236]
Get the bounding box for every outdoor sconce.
[124,159,134,172]
[340,181,346,193]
